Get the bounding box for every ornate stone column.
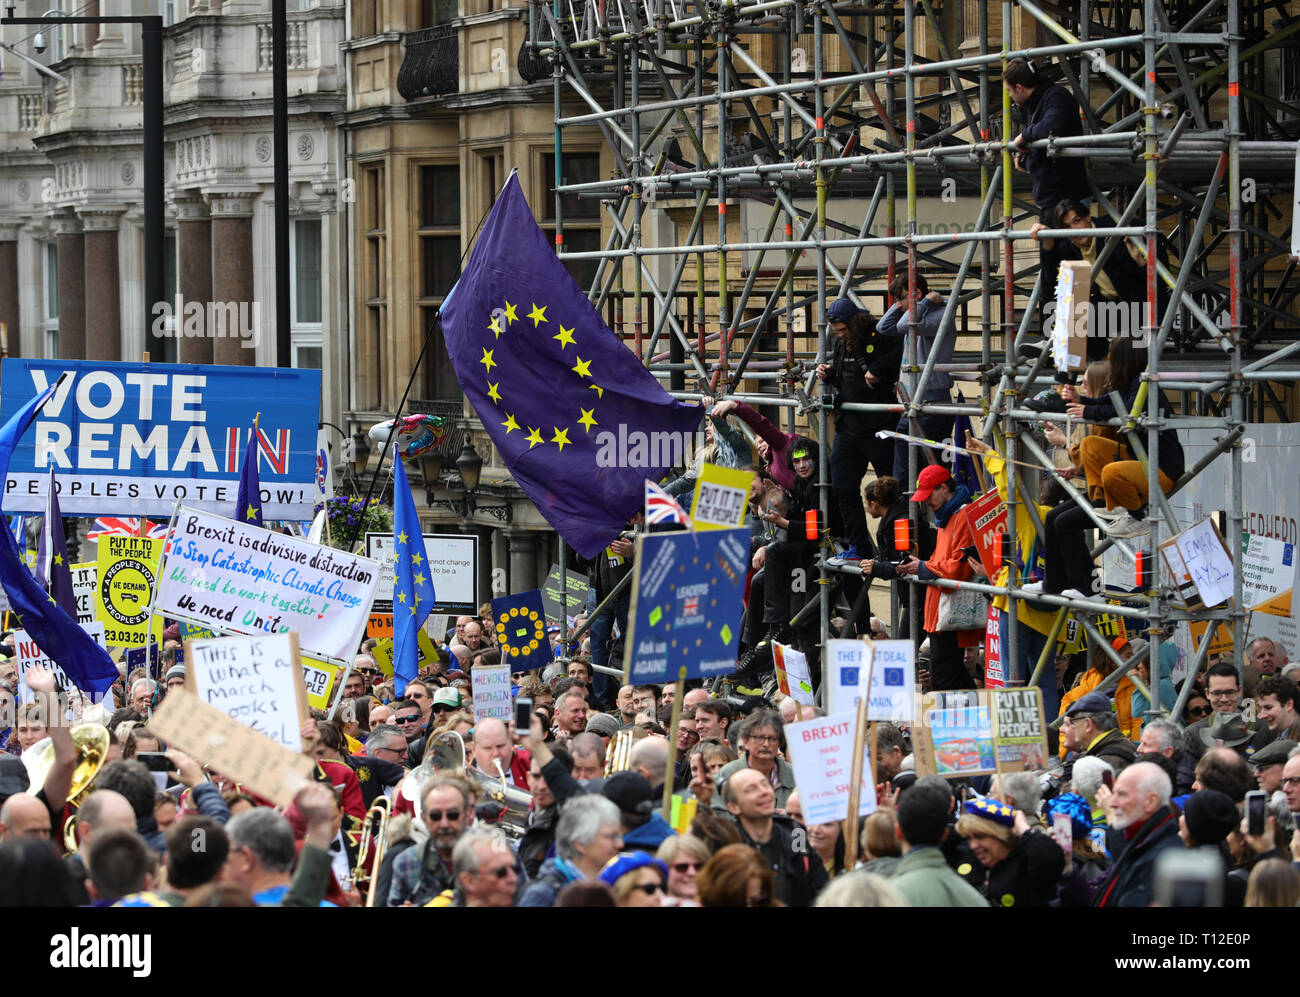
[174,193,213,364]
[78,207,125,362]
[206,190,258,366]
[0,222,20,357]
[52,213,86,360]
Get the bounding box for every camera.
[33,32,47,53]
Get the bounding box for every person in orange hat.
[897,464,980,689]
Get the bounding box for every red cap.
[911,464,952,503]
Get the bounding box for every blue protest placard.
[491,589,550,669]
[0,359,321,519]
[623,527,747,684]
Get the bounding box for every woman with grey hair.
[519,795,623,907]
[1070,756,1116,833]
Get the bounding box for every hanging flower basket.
[315,495,393,549]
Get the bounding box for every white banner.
[187,633,305,751]
[472,664,512,723]
[157,507,381,664]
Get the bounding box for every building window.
[541,151,601,292]
[418,164,461,401]
[419,0,457,27]
[43,243,58,358]
[292,218,323,370]
[361,164,387,410]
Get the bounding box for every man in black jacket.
[1005,57,1089,222]
[1063,692,1138,773]
[817,298,901,565]
[1092,762,1181,906]
[723,767,828,907]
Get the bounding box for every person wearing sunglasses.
[387,777,472,907]
[600,851,669,907]
[656,834,709,904]
[390,700,426,744]
[438,828,519,908]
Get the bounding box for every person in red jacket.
[898,465,979,689]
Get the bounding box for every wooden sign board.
[149,688,315,808]
[183,632,311,752]
[911,689,996,779]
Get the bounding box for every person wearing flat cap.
[1250,738,1297,812]
[1062,692,1137,776]
[955,796,1065,907]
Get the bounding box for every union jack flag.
[644,479,692,528]
[85,518,169,540]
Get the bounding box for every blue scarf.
[934,484,971,528]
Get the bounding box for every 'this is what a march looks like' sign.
[0,359,321,519]
[156,508,381,663]
[186,633,310,751]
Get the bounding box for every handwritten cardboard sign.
[472,664,512,723]
[148,687,315,808]
[156,507,381,663]
[184,632,310,752]
[1160,517,1233,610]
[991,687,1048,775]
[786,713,878,824]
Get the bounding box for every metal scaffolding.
[526,0,1300,714]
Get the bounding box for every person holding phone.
[859,476,935,644]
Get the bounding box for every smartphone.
[514,697,533,734]
[137,751,172,773]
[1246,790,1267,837]
[1101,768,1114,790]
[1153,848,1224,908]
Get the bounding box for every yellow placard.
[302,656,340,711]
[1190,618,1234,656]
[95,535,164,647]
[690,463,754,531]
[371,628,441,682]
[1250,588,1293,619]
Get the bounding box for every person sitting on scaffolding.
[1037,339,1186,605]
[877,274,956,482]
[816,298,901,567]
[1031,198,1171,369]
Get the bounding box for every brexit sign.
[0,359,321,520]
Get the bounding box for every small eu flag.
[392,455,435,697]
[35,466,76,617]
[236,420,264,528]
[0,383,119,694]
[440,171,703,559]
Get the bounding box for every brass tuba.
[353,796,391,907]
[27,724,111,853]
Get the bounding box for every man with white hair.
[130,678,156,714]
[1091,762,1181,907]
[1137,717,1194,795]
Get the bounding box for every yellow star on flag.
[411,552,424,566]
[487,381,502,404]
[504,300,518,324]
[578,408,598,432]
[246,505,258,521]
[553,326,575,349]
[552,427,572,453]
[409,604,419,616]
[571,356,592,379]
[397,591,408,604]
[501,412,520,434]
[525,426,544,449]
[589,383,604,399]
[479,347,497,372]
[52,554,63,566]
[413,572,427,586]
[488,316,502,338]
[528,303,548,326]
[396,531,409,544]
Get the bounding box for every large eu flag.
[391,455,435,697]
[440,171,702,559]
[0,383,119,694]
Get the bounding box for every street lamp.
[419,451,444,505]
[455,443,483,492]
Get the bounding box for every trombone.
[353,796,391,907]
